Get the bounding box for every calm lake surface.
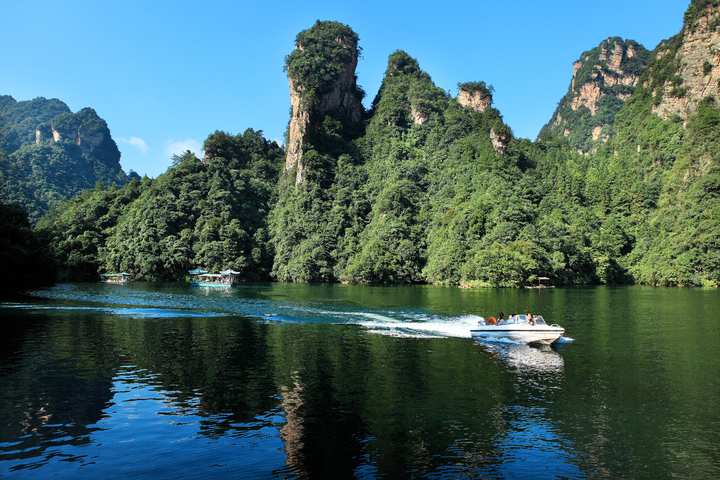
[1,283,719,479]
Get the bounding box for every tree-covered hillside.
[0,96,132,223]
[33,2,720,287]
[38,129,283,281]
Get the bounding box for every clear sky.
[2,0,689,178]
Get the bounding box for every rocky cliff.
[284,21,364,185]
[652,4,720,123]
[457,83,493,113]
[35,110,106,157]
[539,37,650,154]
[457,82,509,155]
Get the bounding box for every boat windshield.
[503,315,548,325]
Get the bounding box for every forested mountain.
[538,37,651,153]
[30,0,720,287]
[0,96,133,223]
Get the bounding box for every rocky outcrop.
[286,79,312,184]
[653,7,720,122]
[457,82,508,155]
[490,128,509,156]
[35,120,105,157]
[411,106,429,125]
[457,87,492,112]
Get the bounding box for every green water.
[0,283,719,478]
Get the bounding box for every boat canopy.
[220,269,240,275]
[101,273,130,276]
[189,268,208,275]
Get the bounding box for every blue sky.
[2,0,689,178]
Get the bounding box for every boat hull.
[470,325,565,345]
[190,282,234,287]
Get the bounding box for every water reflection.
[479,341,565,374]
[492,405,584,479]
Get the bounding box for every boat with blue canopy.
[188,268,239,287]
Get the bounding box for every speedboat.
[470,314,565,345]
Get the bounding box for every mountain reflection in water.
[0,283,719,479]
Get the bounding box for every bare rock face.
[286,78,312,185]
[411,106,429,125]
[490,128,509,156]
[457,88,492,112]
[35,122,105,157]
[77,124,105,157]
[653,8,720,122]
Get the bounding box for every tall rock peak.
[284,21,364,185]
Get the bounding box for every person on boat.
[497,312,505,324]
[527,313,535,325]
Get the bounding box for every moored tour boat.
[188,268,240,287]
[470,314,565,345]
[100,273,131,284]
[525,276,555,289]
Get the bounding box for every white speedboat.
[470,314,565,345]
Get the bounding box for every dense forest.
[5,0,720,287]
[0,202,57,291]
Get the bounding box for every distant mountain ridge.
[0,95,132,223]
